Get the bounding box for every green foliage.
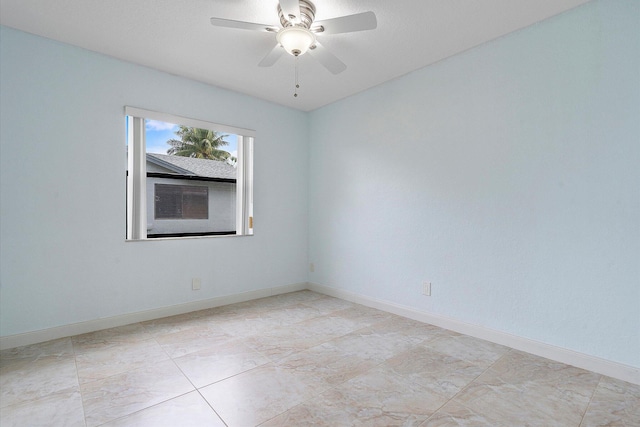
[167,126,231,160]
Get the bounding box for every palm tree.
[166,126,231,160]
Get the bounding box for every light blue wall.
[0,26,309,336]
[308,0,639,368]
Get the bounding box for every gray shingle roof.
[147,153,237,180]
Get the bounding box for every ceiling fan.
[210,0,377,75]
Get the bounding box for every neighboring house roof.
[147,153,237,180]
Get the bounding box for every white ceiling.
[0,0,590,111]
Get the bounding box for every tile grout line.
[420,348,514,424]
[577,374,603,427]
[167,307,462,425]
[72,334,91,427]
[183,297,341,426]
[161,330,230,427]
[252,322,452,425]
[254,353,393,427]
[77,323,192,426]
[219,311,400,424]
[91,390,196,427]
[194,387,230,427]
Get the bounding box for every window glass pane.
[146,121,236,236]
[181,186,208,219]
[155,184,182,219]
[154,184,208,220]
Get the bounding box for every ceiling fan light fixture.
[277,26,316,56]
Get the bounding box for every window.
[126,107,254,240]
[154,184,208,220]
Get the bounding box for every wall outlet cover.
[422,281,431,296]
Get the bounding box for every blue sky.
[144,119,238,158]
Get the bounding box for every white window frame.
[125,106,254,240]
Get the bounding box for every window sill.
[125,233,253,242]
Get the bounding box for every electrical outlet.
[192,278,201,290]
[422,281,431,296]
[309,262,315,273]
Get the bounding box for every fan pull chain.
[294,56,300,98]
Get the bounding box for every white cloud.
[145,120,177,131]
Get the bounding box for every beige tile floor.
[1,290,638,426]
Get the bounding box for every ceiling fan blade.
[258,44,285,67]
[308,42,346,75]
[312,11,377,35]
[210,17,277,33]
[279,0,302,23]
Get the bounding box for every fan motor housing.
[278,0,316,29]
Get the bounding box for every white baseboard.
[3,280,637,386]
[308,282,640,385]
[0,282,306,351]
